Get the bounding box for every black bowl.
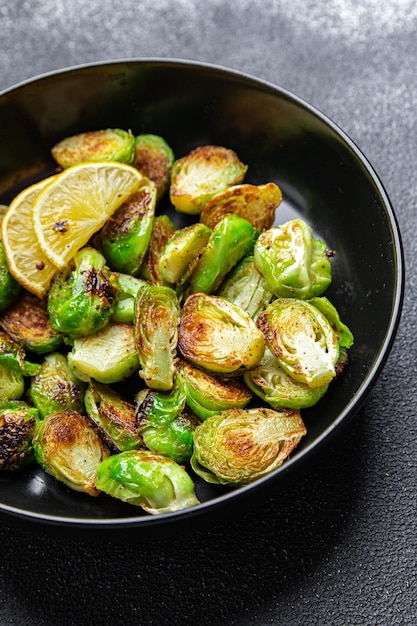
[0,59,404,539]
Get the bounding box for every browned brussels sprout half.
[133,134,175,199]
[51,128,136,169]
[94,449,200,514]
[244,346,328,410]
[33,410,110,495]
[47,246,119,338]
[0,329,41,377]
[191,407,307,485]
[0,401,38,470]
[178,293,265,375]
[254,218,333,299]
[140,215,177,286]
[84,381,143,452]
[95,179,157,276]
[175,357,252,420]
[134,284,180,390]
[68,322,139,384]
[189,214,256,295]
[218,255,274,320]
[29,352,86,419]
[135,377,197,462]
[170,145,247,215]
[0,292,62,354]
[200,182,282,231]
[0,241,21,313]
[257,298,339,388]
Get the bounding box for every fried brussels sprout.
[191,407,306,485]
[0,329,41,377]
[200,182,282,231]
[94,449,200,514]
[159,222,212,286]
[170,145,247,215]
[178,293,265,375]
[47,247,119,338]
[84,381,143,452]
[140,214,177,285]
[95,179,157,276]
[0,241,21,313]
[175,357,252,421]
[134,284,180,390]
[254,218,333,299]
[51,128,136,169]
[68,322,139,384]
[29,352,86,419]
[0,365,25,401]
[133,134,175,199]
[111,273,147,324]
[189,214,256,295]
[135,376,197,462]
[219,255,274,320]
[33,410,110,495]
[0,292,62,354]
[257,298,339,388]
[0,401,38,470]
[244,346,328,409]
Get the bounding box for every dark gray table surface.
[0,2,415,625]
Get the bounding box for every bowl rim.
[0,58,405,531]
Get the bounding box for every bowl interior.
[0,60,403,532]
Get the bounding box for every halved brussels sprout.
[175,357,252,420]
[68,322,139,384]
[84,381,143,452]
[0,401,38,470]
[308,296,354,349]
[140,215,177,286]
[95,179,157,276]
[47,246,119,338]
[191,407,306,485]
[133,134,175,199]
[254,218,333,299]
[51,128,136,169]
[170,145,247,215]
[111,273,147,324]
[257,298,339,388]
[218,255,274,320]
[159,222,212,286]
[0,292,62,354]
[94,449,200,514]
[33,410,110,495]
[244,346,328,409]
[135,377,197,462]
[134,284,180,391]
[0,364,24,401]
[189,214,256,295]
[0,241,21,313]
[178,293,265,375]
[29,352,86,419]
[200,182,282,231]
[0,329,41,376]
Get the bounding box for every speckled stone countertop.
[0,2,415,624]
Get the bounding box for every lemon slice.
[32,161,143,268]
[1,177,59,298]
